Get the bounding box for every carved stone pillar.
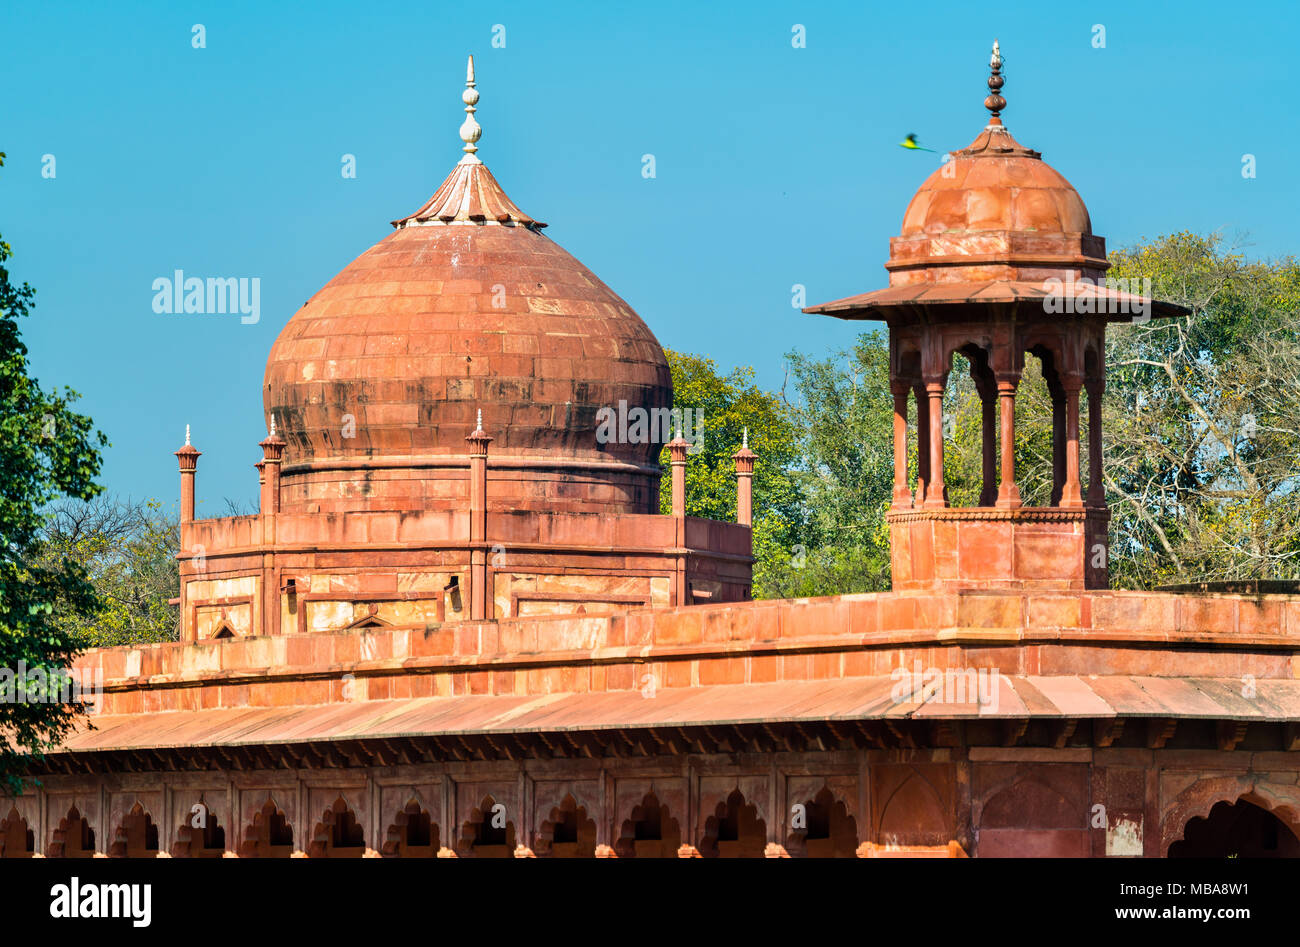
[995,376,1021,508]
[891,381,912,506]
[923,380,947,508]
[1061,377,1084,508]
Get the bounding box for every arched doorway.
[1169,798,1300,858]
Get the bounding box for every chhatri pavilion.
[5,47,1300,860]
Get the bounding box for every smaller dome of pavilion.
[899,127,1092,238]
[886,40,1107,288]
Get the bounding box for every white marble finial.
[458,55,482,165]
[476,408,483,430]
[676,417,684,440]
[185,424,191,446]
[991,39,1001,69]
[270,413,277,436]
[742,427,748,450]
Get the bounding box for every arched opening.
[941,344,997,509]
[1082,345,1103,507]
[51,805,96,858]
[1169,799,1300,858]
[382,798,439,857]
[699,789,766,858]
[239,797,294,858]
[110,802,159,857]
[0,807,34,858]
[1013,348,1059,508]
[457,794,516,858]
[309,796,365,858]
[787,785,859,858]
[616,791,682,858]
[172,799,226,857]
[537,793,597,858]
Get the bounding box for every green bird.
[899,133,936,153]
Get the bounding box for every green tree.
[34,496,180,648]
[0,152,109,794]
[656,350,806,598]
[1103,232,1300,586]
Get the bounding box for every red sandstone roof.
[805,278,1189,321]
[54,675,1300,754]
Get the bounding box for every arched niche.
[615,791,682,858]
[0,806,34,858]
[50,805,96,859]
[309,795,365,858]
[699,789,766,858]
[536,793,597,858]
[457,794,516,858]
[109,802,159,858]
[382,797,440,858]
[787,785,859,858]
[172,797,226,857]
[239,796,294,858]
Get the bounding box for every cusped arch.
[457,794,516,858]
[788,784,859,858]
[699,789,766,859]
[0,806,34,858]
[172,797,226,857]
[536,793,597,858]
[1164,779,1300,857]
[615,791,682,858]
[109,801,159,858]
[382,796,440,858]
[309,795,365,858]
[240,796,294,858]
[50,805,96,858]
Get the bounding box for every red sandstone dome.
[885,120,1109,289]
[263,62,671,516]
[899,127,1093,238]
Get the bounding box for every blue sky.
[2,0,1296,510]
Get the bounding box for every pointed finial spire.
[270,413,277,436]
[185,424,191,447]
[984,39,1006,124]
[742,427,748,450]
[476,408,483,430]
[458,55,482,165]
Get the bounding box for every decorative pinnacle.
[458,55,482,164]
[742,427,748,450]
[185,424,191,447]
[984,39,1006,121]
[270,413,277,436]
[476,408,483,430]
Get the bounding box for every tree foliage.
[0,152,109,793]
[33,496,180,648]
[656,351,806,598]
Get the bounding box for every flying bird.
[899,134,936,153]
